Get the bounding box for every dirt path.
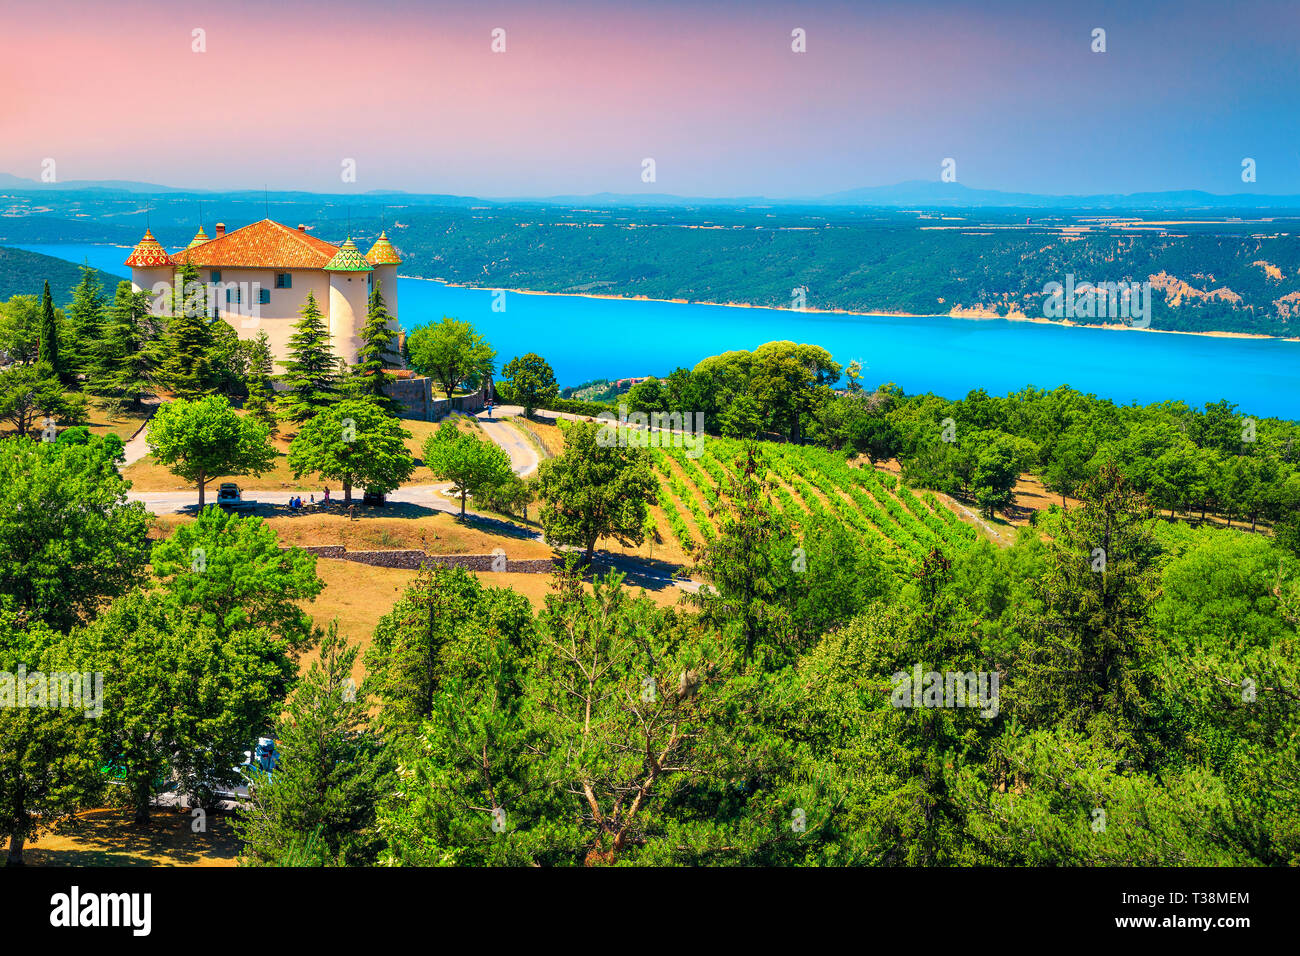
[475,407,540,477]
[119,398,160,466]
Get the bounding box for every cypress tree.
[276,290,341,424]
[37,281,63,384]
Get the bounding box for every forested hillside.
[0,246,124,304]
[4,186,1300,335]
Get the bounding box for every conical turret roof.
[124,229,172,268]
[324,237,373,273]
[365,231,402,266]
[186,226,210,249]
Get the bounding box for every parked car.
[362,489,386,507]
[216,482,254,510]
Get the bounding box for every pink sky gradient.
[2,0,1299,196]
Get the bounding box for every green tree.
[88,281,163,412]
[689,443,794,666]
[146,395,276,508]
[150,505,323,651]
[0,361,86,437]
[406,316,496,402]
[288,399,415,505]
[37,281,65,384]
[65,263,105,380]
[242,330,278,434]
[276,291,341,423]
[235,624,389,865]
[78,587,297,814]
[1013,462,1161,761]
[372,568,560,865]
[0,619,103,864]
[346,280,400,415]
[535,419,656,562]
[968,430,1036,518]
[159,260,216,399]
[421,419,513,517]
[364,565,534,739]
[0,294,40,364]
[500,353,557,418]
[477,472,535,521]
[0,437,151,631]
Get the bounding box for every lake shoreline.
[404,276,1300,343]
[12,243,1290,342]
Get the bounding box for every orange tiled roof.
[167,219,341,270]
[124,229,172,268]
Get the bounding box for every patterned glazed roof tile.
[365,231,403,266]
[124,229,172,268]
[164,219,341,270]
[325,237,373,273]
[186,226,210,249]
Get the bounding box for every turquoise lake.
[19,242,1300,421]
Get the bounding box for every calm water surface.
[21,242,1300,420]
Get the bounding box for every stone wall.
[381,376,493,421]
[295,544,555,573]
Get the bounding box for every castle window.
[275,273,292,289]
[259,288,271,305]
[210,270,221,282]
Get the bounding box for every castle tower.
[365,231,403,362]
[124,228,173,314]
[324,237,372,367]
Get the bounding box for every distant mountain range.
[5,171,1299,211]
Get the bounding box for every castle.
[124,219,402,367]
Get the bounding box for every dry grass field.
[22,808,239,867]
[300,558,688,685]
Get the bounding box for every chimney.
[215,222,226,238]
[297,224,306,232]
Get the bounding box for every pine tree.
[65,264,105,382]
[346,280,400,414]
[1013,461,1162,761]
[89,281,163,411]
[37,281,64,385]
[159,260,214,399]
[689,442,794,667]
[243,330,278,435]
[233,625,388,866]
[276,290,341,424]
